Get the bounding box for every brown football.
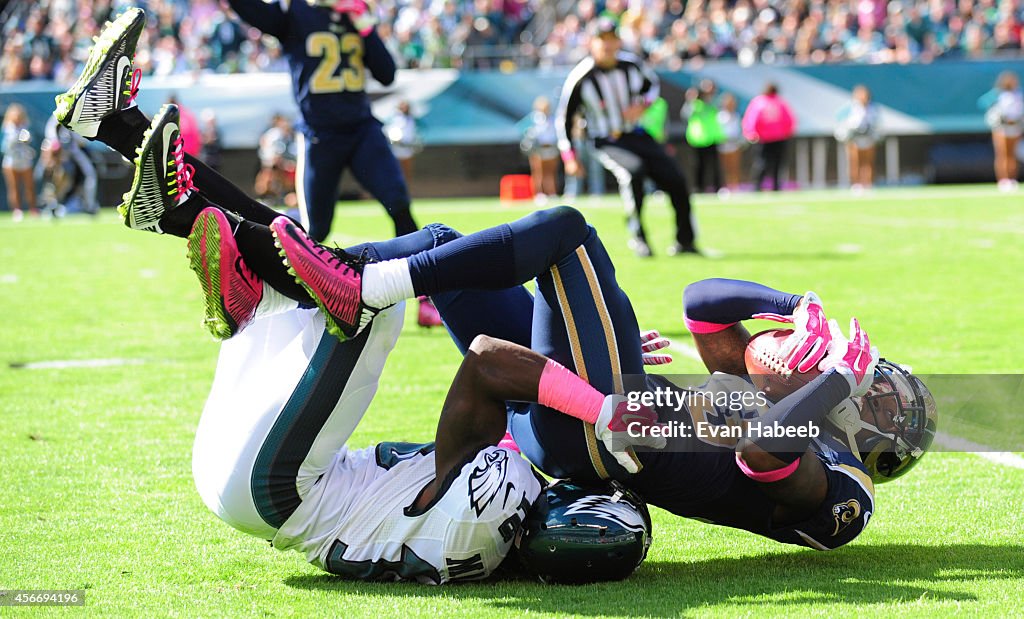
[744,329,822,402]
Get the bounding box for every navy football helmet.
[827,360,937,483]
[514,481,652,584]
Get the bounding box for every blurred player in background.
[557,17,698,258]
[38,113,99,214]
[255,113,297,205]
[225,0,418,241]
[716,93,745,194]
[682,79,724,194]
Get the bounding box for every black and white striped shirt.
[556,52,660,157]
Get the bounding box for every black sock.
[158,194,207,238]
[94,107,149,161]
[94,108,297,231]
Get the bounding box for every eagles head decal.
[468,450,509,516]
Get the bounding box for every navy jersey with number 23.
[227,0,397,131]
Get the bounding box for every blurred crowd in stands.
[3,0,1023,84]
[0,0,537,82]
[540,0,1024,68]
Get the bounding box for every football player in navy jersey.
[225,0,418,243]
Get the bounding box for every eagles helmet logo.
[564,496,648,532]
[468,450,509,516]
[831,499,862,536]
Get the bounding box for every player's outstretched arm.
[683,278,808,374]
[362,29,397,86]
[419,336,665,508]
[224,0,289,40]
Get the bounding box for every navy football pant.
[380,207,646,482]
[298,121,417,242]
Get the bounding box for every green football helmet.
[514,481,652,584]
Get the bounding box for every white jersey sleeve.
[274,443,541,584]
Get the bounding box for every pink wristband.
[560,150,577,163]
[684,315,737,334]
[537,359,604,424]
[735,453,801,482]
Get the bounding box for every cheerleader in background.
[979,71,1024,192]
[835,85,881,192]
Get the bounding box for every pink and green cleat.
[187,208,263,340]
[270,217,379,341]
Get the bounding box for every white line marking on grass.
[10,358,147,370]
[933,431,1024,469]
[0,274,17,284]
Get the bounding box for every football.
[744,329,822,402]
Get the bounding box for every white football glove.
[818,317,879,397]
[594,394,667,474]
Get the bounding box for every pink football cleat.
[417,296,442,328]
[187,208,263,339]
[270,216,379,341]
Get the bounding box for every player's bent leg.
[192,304,404,540]
[519,225,647,481]
[404,205,591,295]
[347,224,535,350]
[296,131,349,242]
[348,121,417,236]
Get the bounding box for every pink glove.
[332,0,378,36]
[756,291,832,373]
[818,317,879,397]
[640,329,673,366]
[596,395,667,473]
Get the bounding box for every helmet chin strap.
[827,398,923,462]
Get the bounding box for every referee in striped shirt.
[556,18,698,257]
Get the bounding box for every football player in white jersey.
[105,109,663,583]
[107,113,664,582]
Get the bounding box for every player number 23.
[306,32,365,94]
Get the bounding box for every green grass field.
[1,186,1022,618]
